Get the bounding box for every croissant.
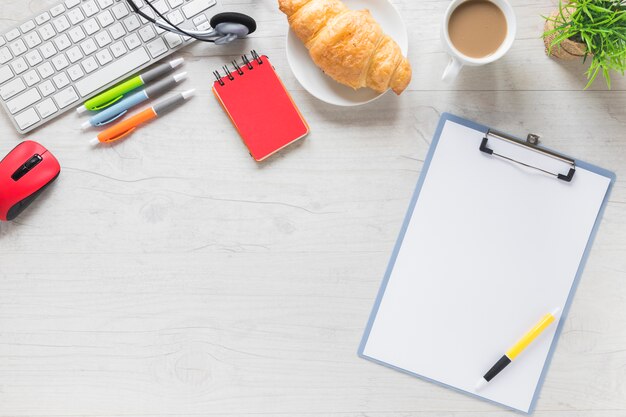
[278,0,412,95]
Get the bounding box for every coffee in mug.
[448,0,507,58]
[441,0,516,82]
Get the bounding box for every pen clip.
[90,95,124,111]
[95,110,128,126]
[103,127,136,144]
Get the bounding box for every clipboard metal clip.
[480,130,576,182]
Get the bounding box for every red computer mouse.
[0,141,60,221]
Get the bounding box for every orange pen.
[89,89,195,146]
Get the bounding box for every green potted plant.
[543,0,626,88]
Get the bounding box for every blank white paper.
[362,120,611,412]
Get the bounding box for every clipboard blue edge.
[357,112,617,414]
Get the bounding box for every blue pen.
[81,72,188,129]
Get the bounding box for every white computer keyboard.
[0,0,216,134]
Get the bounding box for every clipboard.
[358,113,615,413]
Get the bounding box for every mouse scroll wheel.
[11,154,43,181]
[24,154,43,169]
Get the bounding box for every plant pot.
[543,9,588,60]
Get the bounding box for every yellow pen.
[476,307,561,390]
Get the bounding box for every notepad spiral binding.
[212,50,264,86]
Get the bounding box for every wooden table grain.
[0,0,625,416]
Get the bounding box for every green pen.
[76,58,185,114]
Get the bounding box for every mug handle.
[442,57,463,82]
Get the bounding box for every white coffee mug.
[441,0,517,82]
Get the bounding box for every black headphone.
[126,1,256,44]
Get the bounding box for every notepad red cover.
[212,54,309,161]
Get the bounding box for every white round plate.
[286,0,409,107]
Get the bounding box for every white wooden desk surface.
[0,0,625,415]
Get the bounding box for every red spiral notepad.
[212,51,309,162]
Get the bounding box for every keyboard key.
[7,88,41,114]
[182,0,216,19]
[110,41,127,57]
[69,26,86,43]
[68,8,85,25]
[52,54,70,71]
[109,22,126,40]
[53,16,71,33]
[95,30,112,47]
[53,71,70,88]
[164,33,182,48]
[23,70,40,86]
[36,98,58,119]
[124,33,141,50]
[54,33,72,51]
[81,38,98,55]
[67,46,83,63]
[20,20,36,33]
[193,14,207,26]
[195,20,211,31]
[82,56,98,73]
[68,64,85,81]
[15,108,40,130]
[138,25,156,42]
[52,54,69,71]
[96,48,113,65]
[137,6,155,24]
[53,86,79,108]
[50,4,66,17]
[65,0,81,8]
[123,15,141,32]
[26,50,43,66]
[39,80,55,96]
[82,0,100,17]
[0,36,5,47]
[9,39,28,56]
[168,0,184,9]
[146,37,168,58]
[25,32,42,48]
[151,0,169,14]
[5,29,20,41]
[0,66,13,84]
[112,2,129,19]
[0,78,26,99]
[167,10,184,26]
[97,10,115,28]
[83,18,100,35]
[40,42,57,59]
[97,0,114,8]
[75,47,149,96]
[35,12,51,25]
[37,62,55,79]
[10,58,28,75]
[38,23,56,41]
[0,47,12,64]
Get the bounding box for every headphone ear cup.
[215,23,249,38]
[210,12,257,35]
